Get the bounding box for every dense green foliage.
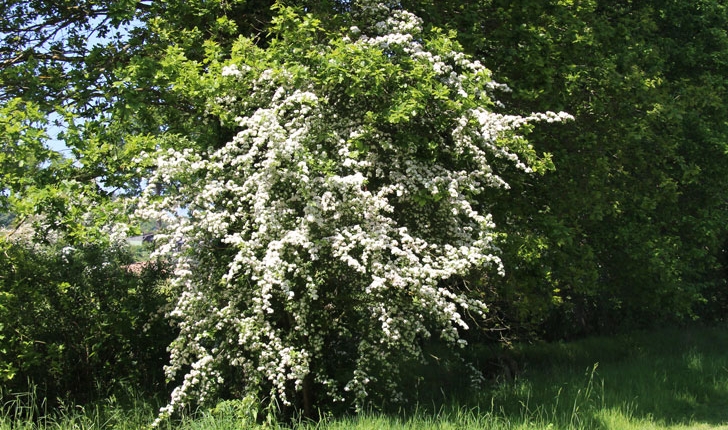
[1,0,727,419]
[404,0,728,337]
[0,235,172,405]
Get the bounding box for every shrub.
[0,234,173,407]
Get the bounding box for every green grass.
[508,325,728,429]
[2,325,727,429]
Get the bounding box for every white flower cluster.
[139,1,572,422]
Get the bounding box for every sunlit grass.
[487,325,728,429]
[2,325,727,429]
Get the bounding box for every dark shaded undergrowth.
[2,324,727,429]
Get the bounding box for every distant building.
[127,233,154,246]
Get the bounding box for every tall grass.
[0,383,160,430]
[483,325,728,429]
[2,326,727,429]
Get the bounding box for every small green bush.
[0,237,174,407]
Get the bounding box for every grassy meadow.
[2,325,727,429]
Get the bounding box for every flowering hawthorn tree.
[137,0,571,421]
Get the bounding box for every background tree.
[405,0,728,337]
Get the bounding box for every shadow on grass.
[476,325,728,428]
[384,325,728,430]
